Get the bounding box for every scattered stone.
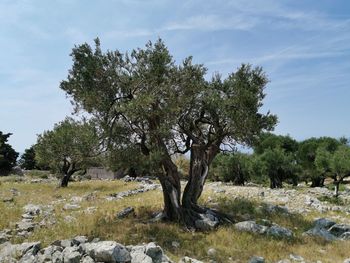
[266,225,293,239]
[313,218,336,229]
[64,215,77,223]
[85,207,97,214]
[116,207,135,219]
[63,246,81,263]
[2,196,14,202]
[85,241,131,263]
[70,196,83,203]
[328,224,350,237]
[129,245,153,263]
[248,256,265,263]
[340,232,350,240]
[73,236,88,245]
[234,221,268,234]
[303,227,337,241]
[171,241,180,249]
[63,204,81,210]
[207,248,217,257]
[289,254,304,262]
[179,256,203,263]
[23,204,41,215]
[108,184,160,201]
[145,242,163,263]
[81,255,95,263]
[16,221,36,232]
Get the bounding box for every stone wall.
[86,167,121,180]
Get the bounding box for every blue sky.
[1,0,350,153]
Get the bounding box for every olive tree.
[316,145,350,197]
[35,118,99,187]
[60,38,276,227]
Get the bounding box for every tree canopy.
[0,131,19,175]
[19,146,37,170]
[35,118,100,187]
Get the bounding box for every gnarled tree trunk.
[60,161,78,187]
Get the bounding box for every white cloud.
[162,14,256,31]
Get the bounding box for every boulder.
[289,254,304,262]
[328,224,350,237]
[313,218,336,229]
[179,256,203,263]
[81,255,95,263]
[130,245,153,263]
[248,256,265,263]
[235,221,268,234]
[62,246,81,263]
[16,221,36,232]
[266,225,293,239]
[145,242,163,263]
[116,207,135,219]
[303,227,337,241]
[340,232,350,240]
[195,218,219,231]
[23,204,41,215]
[85,241,131,263]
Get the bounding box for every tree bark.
[311,176,325,187]
[334,181,340,197]
[158,157,182,221]
[59,161,77,187]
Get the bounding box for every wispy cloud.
[162,14,257,31]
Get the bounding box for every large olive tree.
[60,38,276,227]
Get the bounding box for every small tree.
[211,152,252,185]
[0,132,19,175]
[19,146,37,170]
[316,145,350,197]
[298,137,342,187]
[260,147,298,188]
[35,118,99,187]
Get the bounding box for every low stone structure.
[86,167,124,180]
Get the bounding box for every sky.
[1,0,350,153]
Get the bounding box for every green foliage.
[330,145,350,178]
[253,133,298,155]
[18,146,37,170]
[0,132,19,175]
[60,38,276,171]
[211,152,253,185]
[259,147,299,188]
[35,118,100,176]
[298,137,343,186]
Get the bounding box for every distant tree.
[297,137,341,187]
[0,132,19,175]
[35,118,100,187]
[316,145,350,197]
[211,152,253,185]
[60,38,276,227]
[259,147,298,188]
[253,133,298,155]
[19,146,37,170]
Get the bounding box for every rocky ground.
[0,175,350,262]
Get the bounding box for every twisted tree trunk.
[60,161,78,187]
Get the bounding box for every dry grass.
[0,178,349,262]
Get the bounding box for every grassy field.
[0,176,350,262]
